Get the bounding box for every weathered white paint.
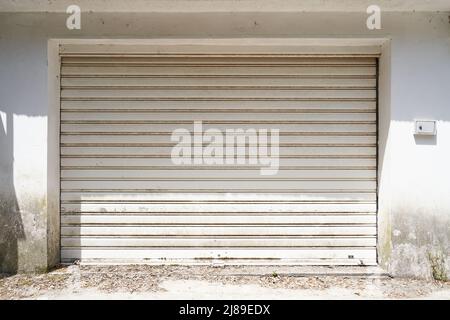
[1,10,449,276]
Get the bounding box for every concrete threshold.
[61,263,391,278]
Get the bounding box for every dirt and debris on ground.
[0,265,449,300]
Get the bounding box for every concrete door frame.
[47,37,391,268]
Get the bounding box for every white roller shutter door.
[59,44,378,265]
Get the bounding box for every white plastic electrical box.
[414,120,436,135]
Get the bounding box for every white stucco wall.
[0,11,449,277]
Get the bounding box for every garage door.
[59,43,378,265]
